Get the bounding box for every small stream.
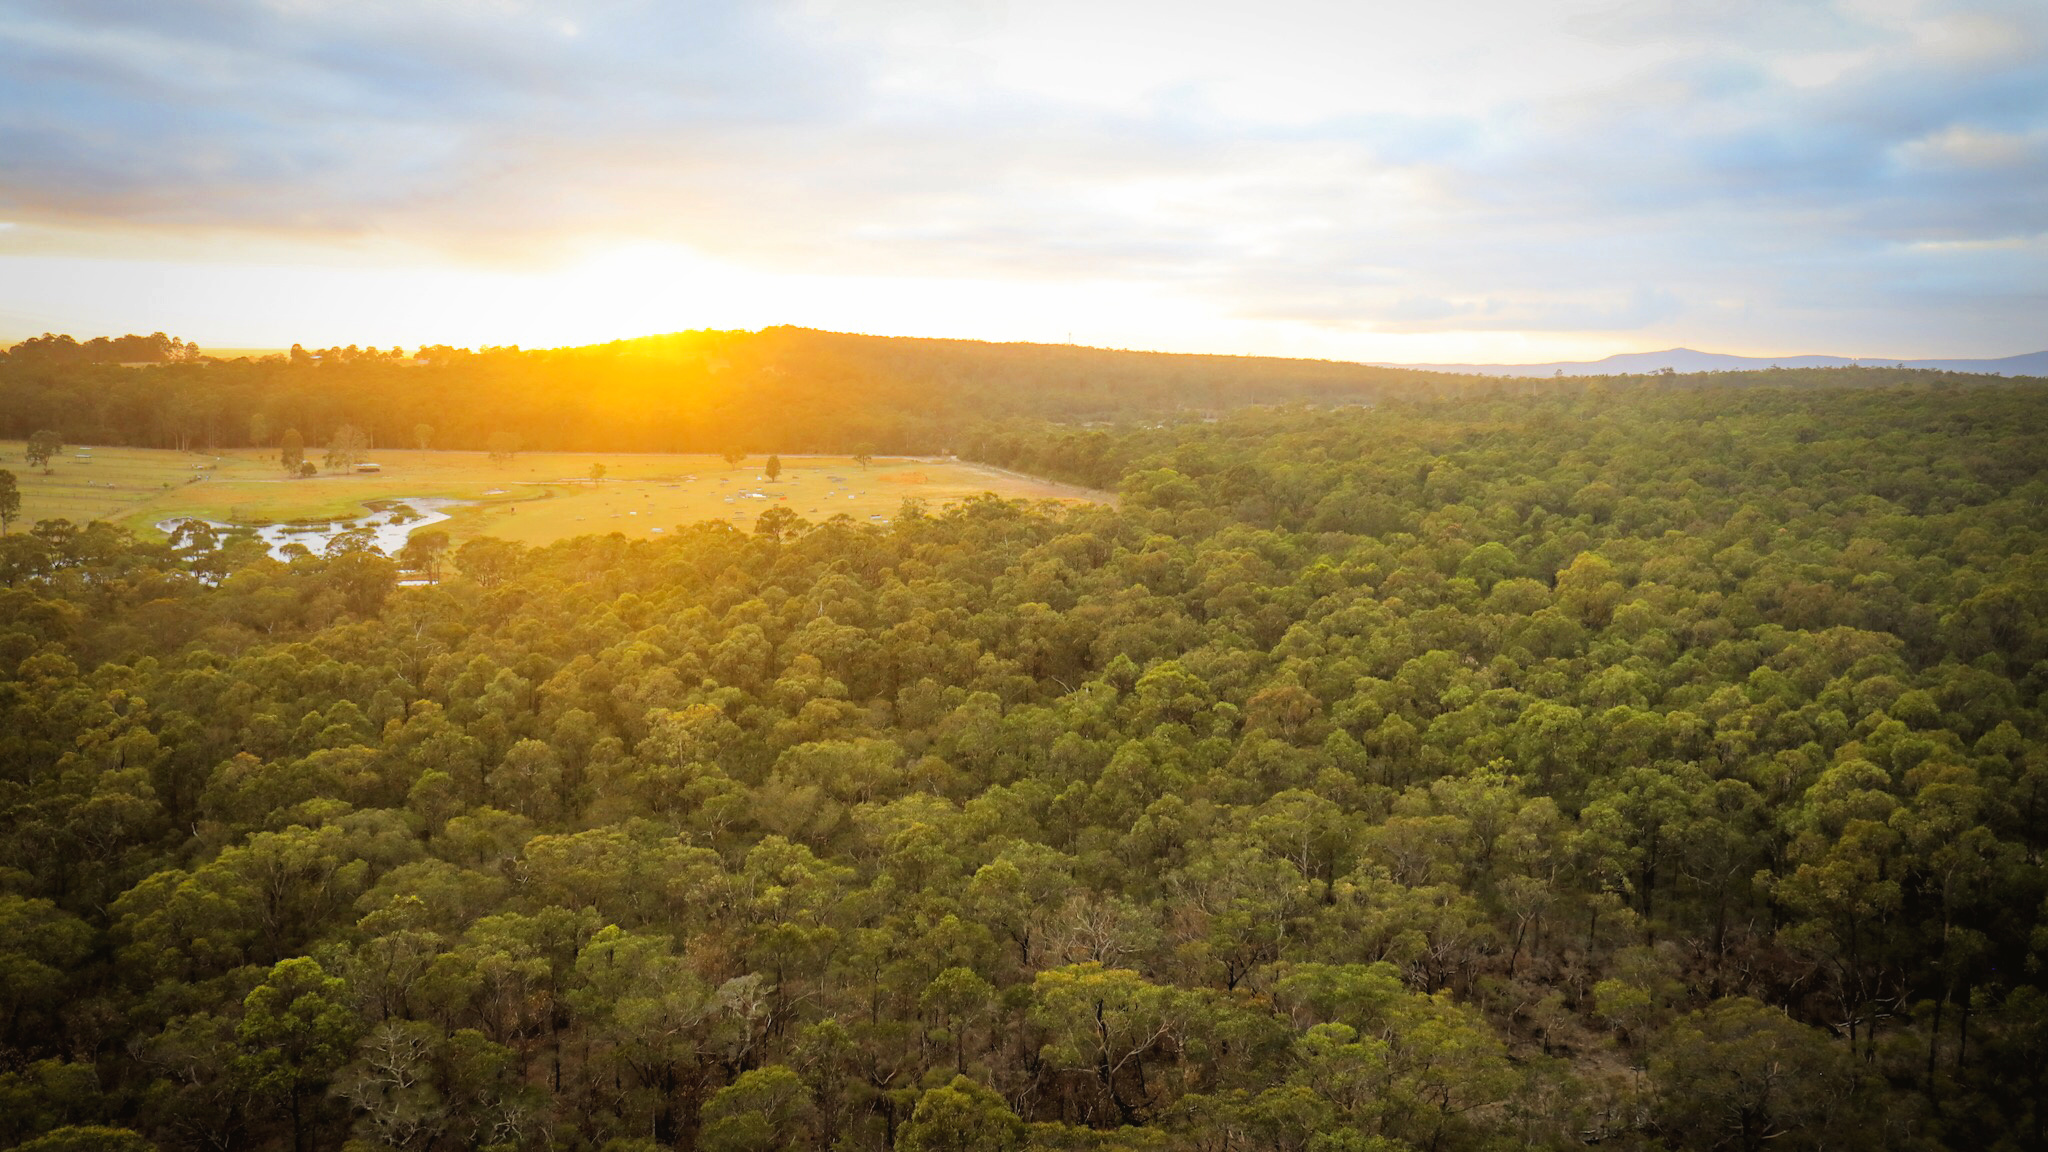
[158,497,466,561]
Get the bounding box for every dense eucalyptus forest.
[3,373,2048,1152]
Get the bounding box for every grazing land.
[0,441,1109,545]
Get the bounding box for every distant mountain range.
[1371,347,2048,378]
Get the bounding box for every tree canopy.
[0,376,2045,1150]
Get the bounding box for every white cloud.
[1897,124,2041,169]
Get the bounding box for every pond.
[158,497,466,561]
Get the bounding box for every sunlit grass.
[0,442,1110,546]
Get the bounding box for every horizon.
[4,1,2043,361]
[6,326,2043,372]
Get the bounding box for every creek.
[158,497,466,561]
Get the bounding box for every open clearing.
[0,442,1110,547]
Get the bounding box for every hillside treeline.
[964,373,2040,492]
[1,332,203,367]
[0,328,1452,456]
[0,327,2016,459]
[2,381,2047,1151]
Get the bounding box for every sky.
[1,0,2043,362]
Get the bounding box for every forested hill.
[1,326,2027,457]
[3,380,2048,1151]
[0,328,1449,454]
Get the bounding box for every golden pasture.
[0,442,1109,546]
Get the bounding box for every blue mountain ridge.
[1370,347,2048,378]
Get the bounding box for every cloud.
[2,2,838,234]
[1,0,2042,354]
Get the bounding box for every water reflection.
[159,497,467,561]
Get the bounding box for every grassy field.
[0,442,1110,547]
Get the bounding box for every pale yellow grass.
[0,442,1110,546]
